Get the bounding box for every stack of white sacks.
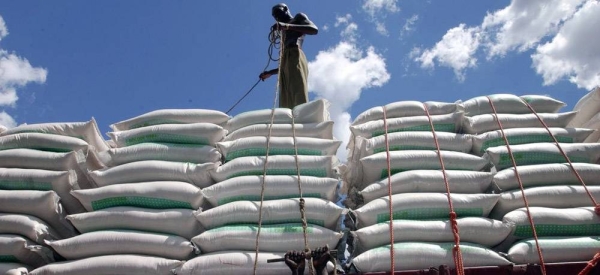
[30,110,229,275]
[179,99,345,274]
[568,87,600,142]
[0,119,106,274]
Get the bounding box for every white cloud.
[336,15,359,44]
[0,16,8,40]
[362,0,399,17]
[375,22,388,36]
[0,111,16,128]
[400,14,419,38]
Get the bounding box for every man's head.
[272,3,292,22]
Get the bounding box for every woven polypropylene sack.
[0,214,60,244]
[110,109,230,131]
[0,235,54,268]
[353,242,511,272]
[0,168,85,215]
[29,255,183,275]
[354,217,512,253]
[0,263,30,275]
[194,198,344,230]
[98,142,222,167]
[472,127,595,155]
[582,112,600,142]
[493,163,600,192]
[226,99,329,132]
[463,112,577,134]
[0,132,89,153]
[352,101,458,126]
[568,87,600,128]
[71,181,204,211]
[88,160,216,188]
[223,121,334,142]
[176,251,311,275]
[192,223,342,253]
[490,185,600,220]
[108,122,226,147]
[484,143,600,170]
[46,230,198,260]
[0,190,76,238]
[202,175,338,207]
[0,118,109,152]
[359,170,493,203]
[354,193,500,228]
[67,207,203,239]
[459,94,565,116]
[210,155,338,182]
[508,237,600,264]
[217,136,341,162]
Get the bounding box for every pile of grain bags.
[31,109,230,275]
[343,99,512,272]
[567,87,600,143]
[182,100,345,275]
[0,119,110,274]
[465,94,600,265]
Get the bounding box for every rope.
[422,103,465,275]
[486,97,546,275]
[381,107,396,273]
[252,24,284,275]
[579,252,600,275]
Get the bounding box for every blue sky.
[1,1,598,158]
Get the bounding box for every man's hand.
[312,246,331,275]
[285,251,306,275]
[259,71,272,81]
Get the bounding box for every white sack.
[352,101,458,126]
[108,123,226,147]
[350,112,464,141]
[29,255,183,275]
[71,181,204,212]
[110,109,230,131]
[582,112,600,143]
[88,160,216,188]
[490,185,600,220]
[354,193,500,228]
[0,132,89,153]
[0,214,60,244]
[568,87,600,128]
[98,142,221,167]
[493,163,600,192]
[0,263,30,275]
[210,155,337,182]
[224,121,334,142]
[463,112,576,134]
[195,198,344,230]
[218,136,340,162]
[0,235,53,268]
[460,94,565,116]
[472,127,595,155]
[202,175,338,207]
[360,170,493,203]
[46,230,198,261]
[192,223,342,253]
[67,207,203,240]
[508,237,600,264]
[353,242,511,272]
[484,143,600,170]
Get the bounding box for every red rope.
[382,107,396,273]
[423,103,465,275]
[579,252,600,275]
[487,97,546,275]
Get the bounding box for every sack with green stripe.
[0,190,76,239]
[359,170,493,204]
[0,214,60,245]
[46,230,199,261]
[490,185,600,220]
[67,207,203,240]
[194,198,345,230]
[108,122,227,147]
[89,160,216,188]
[192,223,342,253]
[484,143,600,170]
[508,236,600,264]
[98,142,222,167]
[459,94,565,116]
[0,235,54,268]
[110,109,230,131]
[0,168,85,215]
[463,111,577,134]
[498,207,600,252]
[352,241,511,272]
[29,255,183,275]
[0,263,29,275]
[472,127,594,155]
[353,217,512,254]
[217,136,341,162]
[223,121,334,142]
[210,155,338,182]
[343,150,490,189]
[225,99,329,133]
[352,132,473,163]
[0,132,89,153]
[353,193,500,228]
[352,101,458,126]
[202,175,338,207]
[71,181,204,212]
[493,163,600,192]
[0,118,110,152]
